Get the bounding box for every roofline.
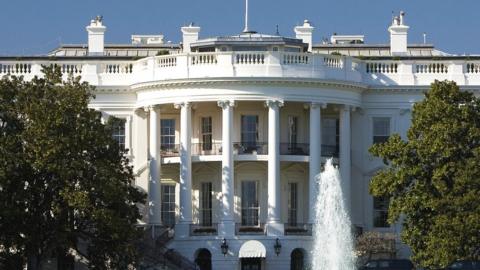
[0,56,146,61]
[313,44,435,49]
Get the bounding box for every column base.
[266,222,284,236]
[218,221,235,237]
[174,222,190,239]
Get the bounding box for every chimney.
[86,16,106,56]
[181,23,201,53]
[294,20,314,52]
[389,11,409,56]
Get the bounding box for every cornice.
[130,77,369,93]
[366,85,480,94]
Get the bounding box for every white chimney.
[181,23,201,53]
[389,11,409,56]
[294,20,314,52]
[86,16,106,56]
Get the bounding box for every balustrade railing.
[284,223,313,236]
[189,223,218,236]
[283,53,310,65]
[160,144,180,157]
[235,222,266,235]
[102,63,134,74]
[191,53,217,65]
[323,56,343,69]
[0,63,32,74]
[233,142,268,155]
[234,52,266,64]
[191,143,222,155]
[415,63,449,74]
[366,62,398,74]
[466,63,480,73]
[157,56,177,67]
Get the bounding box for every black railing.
[189,223,218,236]
[160,144,180,157]
[321,144,339,158]
[191,142,222,155]
[235,223,266,235]
[280,143,309,155]
[284,223,313,236]
[234,142,268,155]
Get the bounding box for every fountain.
[312,158,355,270]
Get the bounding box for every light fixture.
[274,238,282,256]
[221,238,229,256]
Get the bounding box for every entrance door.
[241,258,261,270]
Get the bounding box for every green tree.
[0,67,146,270]
[369,80,480,268]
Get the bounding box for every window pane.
[112,118,126,151]
[161,119,175,150]
[241,181,258,226]
[288,116,298,147]
[373,117,390,144]
[201,117,212,151]
[162,185,176,227]
[288,183,298,225]
[200,182,212,226]
[373,196,389,227]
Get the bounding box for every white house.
[1,11,479,270]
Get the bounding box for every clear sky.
[0,0,478,56]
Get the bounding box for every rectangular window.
[112,118,126,151]
[200,182,213,226]
[161,184,176,227]
[322,118,339,157]
[161,119,175,150]
[288,116,298,148]
[288,183,298,226]
[241,115,259,151]
[373,196,389,227]
[241,181,259,226]
[373,117,390,144]
[201,117,212,151]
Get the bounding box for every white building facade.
[2,13,480,270]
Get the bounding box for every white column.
[217,100,235,236]
[266,100,284,236]
[339,105,351,213]
[175,102,192,238]
[308,103,324,224]
[148,106,162,225]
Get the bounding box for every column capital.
[174,102,191,109]
[217,100,236,109]
[309,102,327,109]
[265,100,284,108]
[145,105,161,113]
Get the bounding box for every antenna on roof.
[242,0,256,33]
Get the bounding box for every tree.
[0,67,146,270]
[369,80,480,268]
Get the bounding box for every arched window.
[291,248,305,270]
[195,248,212,270]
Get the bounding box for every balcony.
[234,142,268,155]
[280,143,309,155]
[235,223,266,235]
[161,144,180,157]
[191,142,222,156]
[284,223,313,236]
[189,223,218,236]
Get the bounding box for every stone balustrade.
[2,52,480,87]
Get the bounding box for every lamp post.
[221,238,229,256]
[274,238,282,256]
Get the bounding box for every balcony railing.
[160,144,180,157]
[280,143,309,155]
[189,223,218,236]
[321,144,339,158]
[235,223,266,235]
[191,142,222,155]
[234,142,268,155]
[284,223,313,236]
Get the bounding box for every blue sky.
[0,0,478,55]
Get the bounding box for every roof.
[313,43,451,57]
[48,43,181,57]
[191,33,307,48]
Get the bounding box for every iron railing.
[189,223,218,236]
[235,223,266,235]
[191,142,222,155]
[233,142,268,155]
[160,144,180,157]
[284,223,313,236]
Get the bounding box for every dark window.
[241,181,259,226]
[161,185,176,227]
[161,119,175,150]
[111,118,126,151]
[241,115,259,148]
[373,117,390,144]
[322,118,339,157]
[288,183,298,226]
[195,249,212,270]
[373,196,389,227]
[200,182,213,226]
[288,116,298,148]
[291,249,305,270]
[201,117,212,151]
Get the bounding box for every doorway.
[241,258,262,270]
